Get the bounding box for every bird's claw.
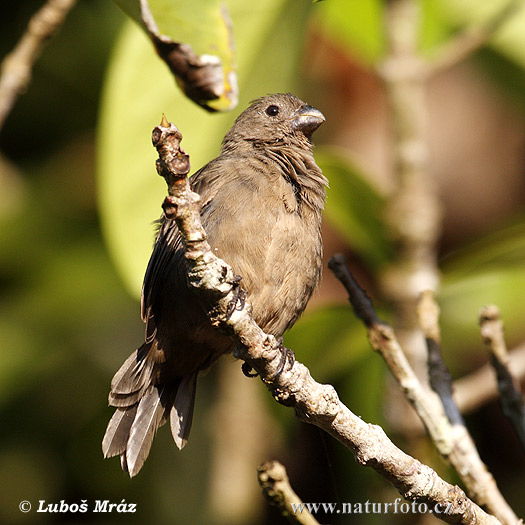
[241,362,258,378]
[240,341,294,380]
[275,343,295,378]
[226,275,247,320]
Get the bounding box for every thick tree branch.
[151,117,502,525]
[480,306,525,450]
[328,254,519,525]
[0,0,77,131]
[257,461,319,525]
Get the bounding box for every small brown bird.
[102,93,327,477]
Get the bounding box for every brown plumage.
[102,93,328,477]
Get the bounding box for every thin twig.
[0,0,77,131]
[455,343,525,415]
[257,461,319,525]
[151,118,501,525]
[426,0,524,77]
[328,254,518,525]
[480,306,525,451]
[418,290,465,426]
[399,343,525,435]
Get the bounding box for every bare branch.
[401,342,525,430]
[0,0,77,131]
[328,254,518,525]
[151,118,502,525]
[418,290,464,426]
[480,306,525,450]
[426,0,524,77]
[257,461,319,525]
[455,343,525,415]
[377,0,443,380]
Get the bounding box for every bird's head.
[221,93,325,153]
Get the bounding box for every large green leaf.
[113,0,238,111]
[316,147,394,269]
[97,0,315,297]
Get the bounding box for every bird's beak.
[291,105,325,137]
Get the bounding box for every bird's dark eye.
[266,105,280,117]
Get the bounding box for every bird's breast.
[203,169,323,336]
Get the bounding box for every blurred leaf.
[420,0,455,51]
[316,147,393,268]
[338,352,386,425]
[439,219,525,352]
[284,304,370,381]
[477,47,525,109]
[439,0,525,68]
[113,0,238,111]
[98,0,315,297]
[442,221,525,274]
[313,0,385,64]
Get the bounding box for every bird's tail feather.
[121,384,171,476]
[102,404,138,458]
[170,372,198,450]
[108,343,154,407]
[102,346,198,477]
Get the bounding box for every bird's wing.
[139,158,224,335]
[140,219,180,341]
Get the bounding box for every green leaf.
[439,0,525,68]
[97,0,315,297]
[420,0,455,52]
[313,0,385,64]
[439,219,525,352]
[113,0,238,111]
[284,304,370,381]
[316,147,393,268]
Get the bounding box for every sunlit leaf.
[316,147,393,268]
[113,0,237,111]
[439,0,525,68]
[284,304,370,381]
[439,219,525,352]
[98,0,316,297]
[420,0,454,51]
[313,0,385,64]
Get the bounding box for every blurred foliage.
[0,0,524,524]
[440,219,525,364]
[316,147,394,269]
[440,0,525,68]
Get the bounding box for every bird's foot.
[240,339,294,380]
[275,342,295,378]
[226,275,247,320]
